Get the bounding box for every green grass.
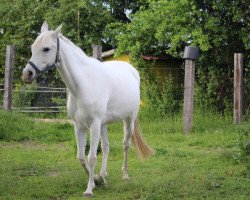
[0,111,73,142]
[0,110,249,199]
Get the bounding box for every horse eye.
[43,47,50,52]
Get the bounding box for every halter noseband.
[28,37,60,75]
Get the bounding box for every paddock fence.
[12,85,67,114]
[0,84,4,109]
[1,45,249,126]
[243,78,250,117]
[1,72,250,121]
[196,76,250,118]
[4,71,250,120]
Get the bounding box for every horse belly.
[103,83,140,124]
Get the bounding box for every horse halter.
[28,37,60,75]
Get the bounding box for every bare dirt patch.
[34,118,73,124]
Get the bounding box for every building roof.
[101,49,116,58]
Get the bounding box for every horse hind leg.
[122,118,134,180]
[94,124,109,187]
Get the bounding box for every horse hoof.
[84,192,93,198]
[94,174,107,187]
[94,174,101,181]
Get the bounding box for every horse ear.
[41,21,49,33]
[54,24,62,36]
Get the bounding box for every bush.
[12,83,38,109]
[141,69,182,117]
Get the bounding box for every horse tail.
[131,119,155,160]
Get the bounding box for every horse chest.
[67,91,108,125]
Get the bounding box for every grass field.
[0,110,249,199]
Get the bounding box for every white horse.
[22,22,154,197]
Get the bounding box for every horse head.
[22,21,61,83]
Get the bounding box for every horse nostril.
[27,70,33,78]
[22,70,34,83]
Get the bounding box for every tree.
[0,0,58,82]
[108,0,249,62]
[105,0,250,111]
[1,0,249,113]
[100,0,148,22]
[45,0,114,52]
[0,0,113,82]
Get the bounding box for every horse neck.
[57,36,91,96]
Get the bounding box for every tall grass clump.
[233,124,250,177]
[139,108,183,134]
[192,108,232,133]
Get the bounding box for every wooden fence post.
[183,60,195,133]
[92,45,102,61]
[234,53,243,124]
[3,45,15,111]
[183,46,199,133]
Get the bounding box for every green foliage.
[52,96,67,112]
[12,83,38,109]
[141,71,182,117]
[0,0,54,82]
[194,63,233,114]
[105,0,250,115]
[0,0,114,85]
[45,0,113,52]
[1,0,250,117]
[96,0,148,22]
[109,0,249,59]
[103,22,127,47]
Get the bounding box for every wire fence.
[196,77,250,121]
[243,78,250,118]
[0,84,4,109]
[12,86,67,113]
[9,72,67,115]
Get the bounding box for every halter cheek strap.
[28,37,60,75]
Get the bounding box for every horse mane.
[58,34,88,57]
[58,34,101,65]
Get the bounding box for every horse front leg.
[95,125,109,186]
[84,120,101,198]
[74,123,89,175]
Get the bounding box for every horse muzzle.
[22,67,36,84]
